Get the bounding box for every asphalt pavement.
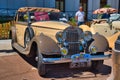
[0,39,112,80]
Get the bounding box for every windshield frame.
[17,11,68,23]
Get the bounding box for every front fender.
[89,33,109,52]
[31,33,61,55]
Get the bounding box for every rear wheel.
[24,29,31,47]
[24,27,34,48]
[10,27,17,51]
[11,39,16,51]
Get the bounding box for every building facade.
[42,0,119,20]
[0,0,43,16]
[0,0,119,20]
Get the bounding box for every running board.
[13,43,29,55]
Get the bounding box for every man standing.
[75,6,85,26]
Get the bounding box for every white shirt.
[75,11,85,22]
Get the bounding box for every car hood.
[31,21,70,30]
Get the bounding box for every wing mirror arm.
[27,11,32,27]
[28,20,31,27]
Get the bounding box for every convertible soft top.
[18,7,60,13]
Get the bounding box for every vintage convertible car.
[80,13,120,49]
[11,7,111,76]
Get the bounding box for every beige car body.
[11,7,110,56]
[11,7,112,76]
[11,7,69,56]
[80,19,120,49]
[16,21,69,47]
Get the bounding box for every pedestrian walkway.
[0,39,16,56]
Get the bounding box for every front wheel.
[91,52,104,72]
[37,50,46,76]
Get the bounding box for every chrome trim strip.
[42,54,111,64]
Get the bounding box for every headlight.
[89,46,97,54]
[56,31,63,43]
[60,47,68,56]
[84,31,92,41]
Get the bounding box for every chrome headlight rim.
[56,31,63,43]
[89,46,97,54]
[80,39,87,48]
[60,47,68,56]
[84,31,92,41]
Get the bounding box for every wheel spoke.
[25,32,30,47]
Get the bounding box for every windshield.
[18,11,68,22]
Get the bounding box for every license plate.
[70,59,91,68]
[70,54,91,68]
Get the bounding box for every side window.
[18,12,28,22]
[49,12,60,20]
[34,12,49,21]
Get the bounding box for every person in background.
[75,6,85,26]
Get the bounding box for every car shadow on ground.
[17,51,111,78]
[44,63,111,78]
[0,49,15,53]
[17,51,37,67]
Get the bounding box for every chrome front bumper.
[42,53,111,64]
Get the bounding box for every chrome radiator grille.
[65,29,80,55]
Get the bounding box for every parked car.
[11,7,111,76]
[80,13,120,49]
